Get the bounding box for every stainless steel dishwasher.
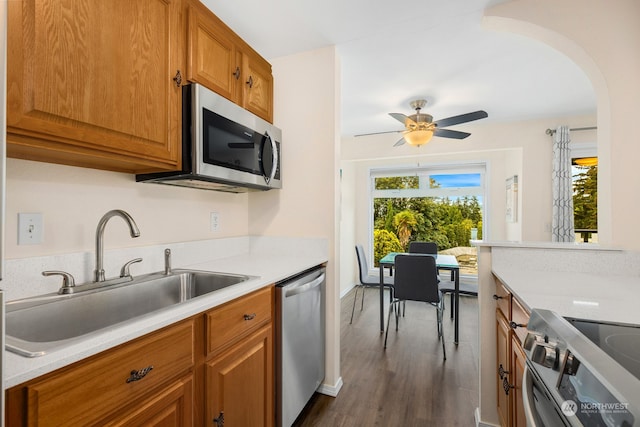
[276,266,325,427]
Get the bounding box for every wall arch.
[482,2,613,245]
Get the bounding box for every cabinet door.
[103,375,193,427]
[496,309,511,427]
[241,51,274,123]
[187,4,241,102]
[6,0,183,173]
[206,324,274,427]
[511,336,527,427]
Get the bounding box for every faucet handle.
[43,270,76,295]
[120,258,143,278]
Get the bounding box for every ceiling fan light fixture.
[404,129,434,146]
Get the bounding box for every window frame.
[367,162,488,277]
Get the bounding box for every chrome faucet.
[94,209,140,282]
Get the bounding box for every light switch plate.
[18,213,44,245]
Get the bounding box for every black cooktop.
[566,318,640,381]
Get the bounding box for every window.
[370,164,485,276]
[572,157,597,242]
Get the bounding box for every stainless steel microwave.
[137,83,282,193]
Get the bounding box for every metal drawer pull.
[126,365,154,383]
[492,294,503,300]
[243,313,256,321]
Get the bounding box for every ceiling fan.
[359,100,488,147]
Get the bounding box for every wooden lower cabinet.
[511,335,527,427]
[6,285,277,427]
[496,309,511,427]
[103,375,193,426]
[206,324,274,427]
[494,277,530,427]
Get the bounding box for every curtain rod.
[545,126,597,135]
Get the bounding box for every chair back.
[408,241,438,254]
[393,254,440,303]
[355,244,369,284]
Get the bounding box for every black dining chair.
[351,244,394,324]
[408,241,477,316]
[383,254,446,361]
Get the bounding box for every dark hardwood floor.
[294,286,479,427]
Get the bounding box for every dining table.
[378,252,461,344]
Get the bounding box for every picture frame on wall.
[506,175,518,223]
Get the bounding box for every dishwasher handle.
[285,273,325,298]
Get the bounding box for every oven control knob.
[523,332,541,351]
[531,342,559,369]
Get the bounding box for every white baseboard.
[316,376,343,397]
[340,283,356,299]
[475,407,499,427]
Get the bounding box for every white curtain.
[552,125,575,242]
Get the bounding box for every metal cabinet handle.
[246,75,253,88]
[172,70,182,87]
[498,363,509,379]
[503,377,515,395]
[492,294,503,300]
[213,411,224,426]
[243,313,256,321]
[510,321,527,330]
[233,66,241,80]
[126,365,153,383]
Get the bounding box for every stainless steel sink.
[6,269,254,357]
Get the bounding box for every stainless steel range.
[523,309,640,426]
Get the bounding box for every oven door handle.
[523,366,540,427]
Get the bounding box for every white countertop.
[5,251,327,388]
[492,267,640,325]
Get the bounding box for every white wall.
[485,0,640,249]
[250,46,343,394]
[5,159,249,259]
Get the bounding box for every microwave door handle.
[265,131,278,184]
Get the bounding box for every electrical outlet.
[18,213,44,245]
[210,212,220,232]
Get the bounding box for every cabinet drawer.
[511,297,530,344]
[493,277,512,318]
[206,286,273,356]
[25,319,195,426]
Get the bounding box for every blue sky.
[430,173,481,188]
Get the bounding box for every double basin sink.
[6,269,254,357]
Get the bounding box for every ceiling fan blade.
[393,137,406,147]
[434,128,471,139]
[354,130,402,137]
[433,110,488,128]
[389,113,408,124]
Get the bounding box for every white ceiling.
[201,0,596,138]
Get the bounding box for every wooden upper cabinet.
[242,49,274,123]
[6,0,184,173]
[186,1,273,123]
[187,4,241,102]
